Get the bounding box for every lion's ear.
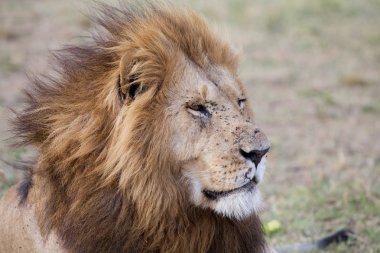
[118,52,144,103]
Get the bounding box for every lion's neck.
[27,171,266,253]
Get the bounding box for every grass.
[262,175,380,251]
[362,100,380,114]
[0,51,24,75]
[0,0,379,252]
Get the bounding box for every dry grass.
[0,0,379,252]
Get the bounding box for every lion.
[0,2,351,253]
[0,3,269,252]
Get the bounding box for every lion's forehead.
[177,62,245,107]
[205,66,242,99]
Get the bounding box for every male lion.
[0,2,350,253]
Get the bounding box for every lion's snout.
[239,147,269,168]
[237,128,270,164]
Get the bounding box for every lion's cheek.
[184,174,204,206]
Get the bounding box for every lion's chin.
[186,174,262,220]
[210,189,262,220]
[188,179,262,220]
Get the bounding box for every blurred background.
[0,0,379,252]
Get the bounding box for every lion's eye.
[238,99,246,109]
[187,104,210,117]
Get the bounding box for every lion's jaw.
[185,157,267,220]
[169,60,270,220]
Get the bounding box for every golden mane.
[14,3,266,253]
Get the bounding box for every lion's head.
[104,4,270,221]
[16,3,268,252]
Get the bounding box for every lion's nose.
[239,147,270,167]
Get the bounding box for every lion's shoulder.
[0,185,64,253]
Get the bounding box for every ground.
[0,0,379,252]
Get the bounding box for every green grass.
[362,100,380,114]
[262,161,380,252]
[0,54,22,74]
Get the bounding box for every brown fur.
[1,2,266,253]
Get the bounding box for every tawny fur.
[0,3,267,253]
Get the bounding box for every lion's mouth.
[202,176,257,200]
